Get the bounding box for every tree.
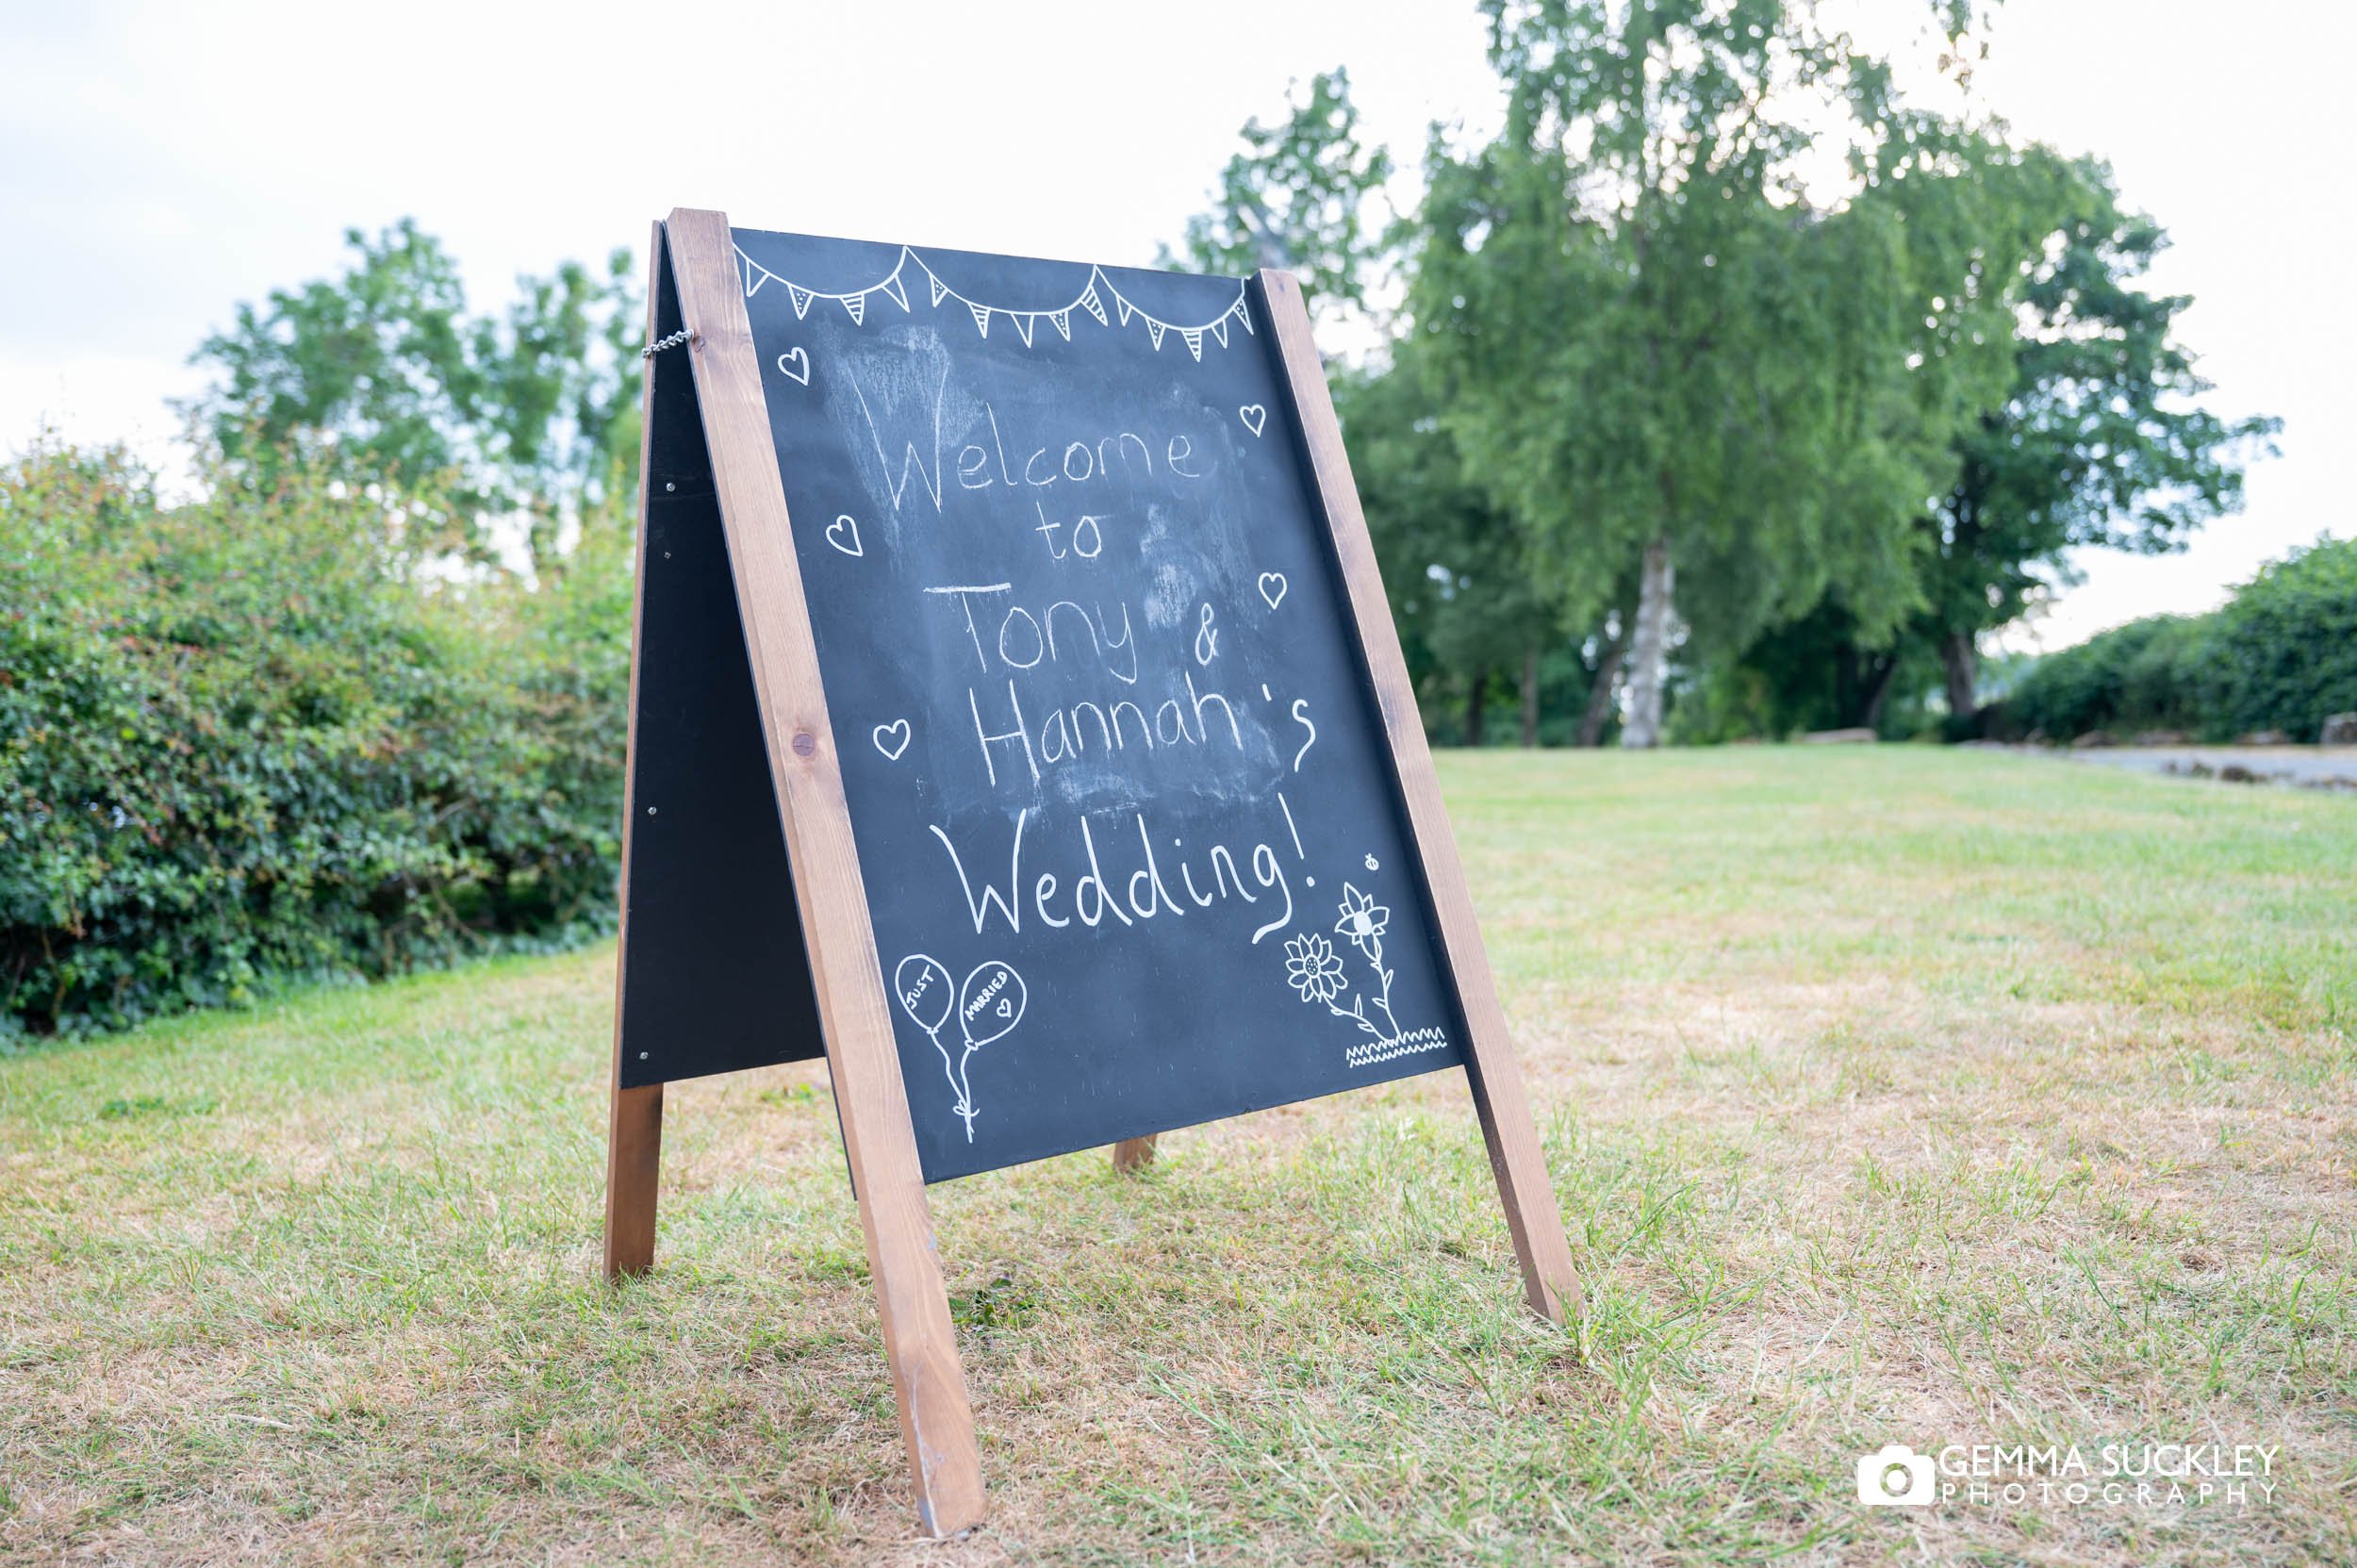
[184,220,643,578]
[1162,68,1395,332]
[1176,66,1599,746]
[1687,597,1944,739]
[1336,350,1563,744]
[1411,0,2056,746]
[1919,161,2278,731]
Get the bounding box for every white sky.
[3,0,2347,651]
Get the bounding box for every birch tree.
[1412,0,2054,744]
[1162,68,1395,335]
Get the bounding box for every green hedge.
[2006,536,2357,742]
[2212,534,2357,739]
[2004,614,2217,739]
[1,443,631,1039]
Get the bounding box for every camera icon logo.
[1856,1444,1936,1507]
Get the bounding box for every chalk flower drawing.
[1334,883,1390,956]
[1286,879,1446,1069]
[1284,933,1348,1005]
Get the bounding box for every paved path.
[2059,745,2357,790]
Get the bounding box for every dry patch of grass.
[3,748,2352,1564]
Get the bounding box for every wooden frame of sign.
[602,207,1578,1540]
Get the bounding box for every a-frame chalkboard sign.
[604,208,1579,1538]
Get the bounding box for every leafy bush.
[2006,615,2217,739]
[2007,536,2357,742]
[1,441,629,1037]
[2212,536,2357,740]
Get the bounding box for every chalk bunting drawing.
[738,242,1253,363]
[896,955,1027,1142]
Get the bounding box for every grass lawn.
[3,747,2352,1565]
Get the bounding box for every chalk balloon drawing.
[896,953,1027,1142]
[959,960,1027,1050]
[893,954,959,1130]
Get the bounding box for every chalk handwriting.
[1032,503,1106,560]
[927,587,1139,685]
[930,805,1299,945]
[846,359,949,515]
[956,407,1210,497]
[964,672,1246,787]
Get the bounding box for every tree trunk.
[1465,668,1488,747]
[1941,631,1979,734]
[1519,647,1541,748]
[1577,632,1625,748]
[1859,655,1901,733]
[1620,537,1674,749]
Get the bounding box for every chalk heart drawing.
[1258,572,1289,611]
[826,513,863,557]
[872,719,911,761]
[776,347,811,386]
[1238,404,1268,437]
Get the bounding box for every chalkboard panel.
[729,228,1470,1182]
[615,242,825,1089]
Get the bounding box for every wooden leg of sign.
[1256,267,1583,1328]
[604,1082,664,1279]
[1459,1052,1580,1324]
[604,218,668,1287]
[1111,1135,1157,1172]
[665,207,985,1539]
